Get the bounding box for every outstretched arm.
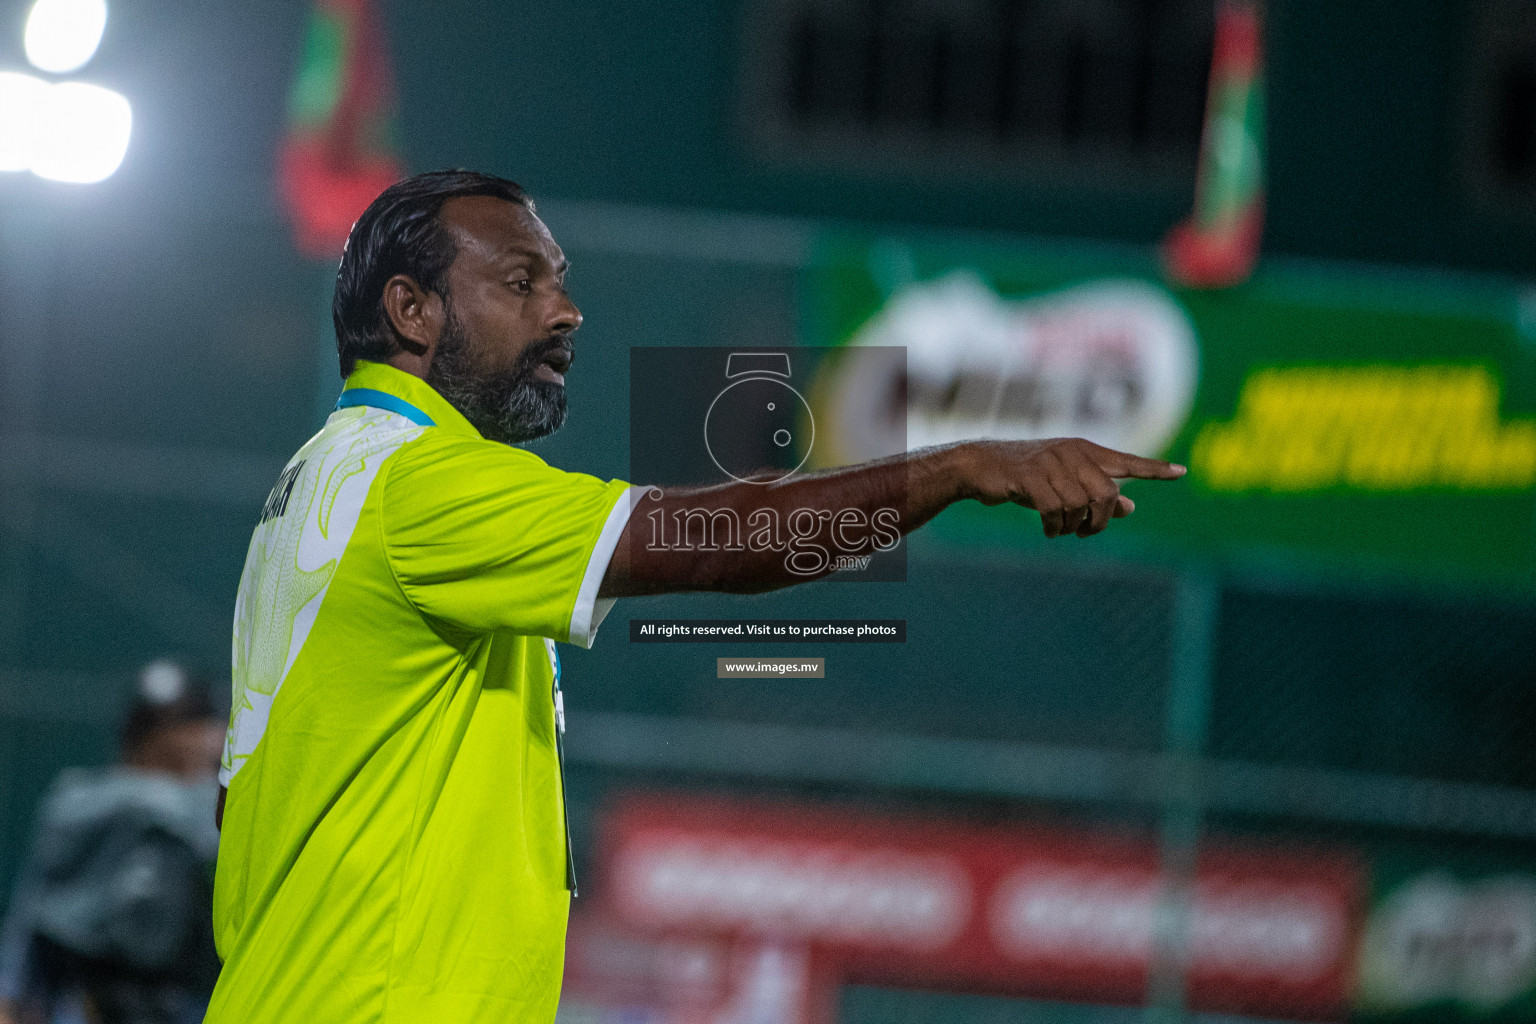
[599,438,1184,597]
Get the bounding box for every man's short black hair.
[333,169,532,378]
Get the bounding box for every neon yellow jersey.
[208,361,635,1024]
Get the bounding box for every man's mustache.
[521,336,575,379]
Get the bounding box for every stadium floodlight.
[0,71,45,171]
[24,0,108,75]
[30,80,131,183]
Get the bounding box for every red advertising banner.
[596,794,1365,1021]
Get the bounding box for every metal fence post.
[1145,568,1219,1024]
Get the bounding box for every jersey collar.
[339,362,482,439]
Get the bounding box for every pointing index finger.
[1085,443,1187,480]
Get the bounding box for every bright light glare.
[0,72,45,172]
[25,0,108,74]
[31,81,131,183]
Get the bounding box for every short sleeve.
[381,435,637,647]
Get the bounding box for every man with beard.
[207,170,1183,1024]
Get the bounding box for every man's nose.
[549,294,582,335]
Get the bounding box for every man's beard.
[425,307,570,445]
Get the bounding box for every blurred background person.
[0,662,223,1024]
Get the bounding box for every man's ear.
[380,274,445,361]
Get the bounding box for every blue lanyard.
[335,388,436,427]
[545,638,577,895]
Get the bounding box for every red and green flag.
[278,0,404,261]
[1162,0,1266,289]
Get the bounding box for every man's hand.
[958,438,1185,538]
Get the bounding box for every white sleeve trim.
[568,484,647,649]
